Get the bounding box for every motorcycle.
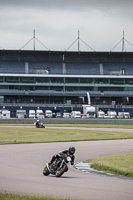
[43,154,71,177]
[34,122,45,128]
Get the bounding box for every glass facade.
[1,76,133,85]
[0,76,133,90]
[0,75,133,104]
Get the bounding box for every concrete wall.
[0,118,133,125]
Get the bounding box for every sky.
[0,0,133,52]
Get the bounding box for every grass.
[0,125,132,200]
[47,124,133,129]
[85,154,133,177]
[0,126,133,144]
[0,193,74,200]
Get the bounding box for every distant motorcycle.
[34,122,45,128]
[43,154,71,177]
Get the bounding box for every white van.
[16,110,26,118]
[2,110,10,119]
[123,112,130,119]
[45,110,52,118]
[63,113,70,118]
[117,112,130,119]
[117,112,124,119]
[97,110,105,118]
[107,111,117,119]
[36,110,44,118]
[29,110,35,118]
[71,111,81,118]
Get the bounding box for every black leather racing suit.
[50,149,75,165]
[36,121,39,128]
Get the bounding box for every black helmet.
[69,146,76,155]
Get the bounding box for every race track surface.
[0,139,133,200]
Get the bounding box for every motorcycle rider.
[36,119,40,128]
[49,146,76,166]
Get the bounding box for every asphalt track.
[0,128,133,199]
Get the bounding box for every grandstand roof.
[0,50,133,62]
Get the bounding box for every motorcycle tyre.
[43,165,50,176]
[55,164,68,177]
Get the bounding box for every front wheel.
[55,164,68,177]
[43,165,50,176]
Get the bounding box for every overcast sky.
[0,0,133,51]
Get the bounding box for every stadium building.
[0,49,133,117]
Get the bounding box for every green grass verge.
[85,154,133,177]
[47,124,133,129]
[0,193,74,200]
[0,127,133,144]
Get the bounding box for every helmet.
[37,120,40,122]
[69,146,76,155]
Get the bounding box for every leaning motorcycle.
[34,122,45,128]
[43,154,71,177]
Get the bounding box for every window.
[0,77,3,82]
[65,78,79,84]
[80,78,94,84]
[110,79,124,84]
[5,77,19,83]
[36,77,49,83]
[20,77,34,83]
[95,78,109,84]
[51,77,64,84]
[125,79,133,85]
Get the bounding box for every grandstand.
[0,49,133,108]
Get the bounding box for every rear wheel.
[43,165,50,176]
[55,165,68,177]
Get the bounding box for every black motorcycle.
[43,154,71,177]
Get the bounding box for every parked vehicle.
[56,112,62,118]
[45,110,52,118]
[29,110,35,118]
[16,110,26,118]
[36,110,44,118]
[117,112,124,119]
[38,113,45,119]
[107,111,117,118]
[63,113,70,118]
[104,114,111,119]
[71,111,81,118]
[0,110,10,119]
[80,114,87,118]
[97,110,105,118]
[123,112,130,119]
[43,154,71,177]
[82,105,96,118]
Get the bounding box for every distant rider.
[36,119,40,128]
